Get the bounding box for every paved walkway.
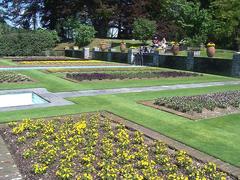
[0,137,22,180]
[0,65,142,71]
[55,80,240,98]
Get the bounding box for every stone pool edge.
[0,88,74,112]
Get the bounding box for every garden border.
[0,111,239,178]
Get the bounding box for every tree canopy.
[1,0,240,49]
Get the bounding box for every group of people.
[139,35,167,54]
[152,35,167,49]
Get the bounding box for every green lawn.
[0,59,18,66]
[0,69,237,92]
[0,84,240,167]
[0,69,239,167]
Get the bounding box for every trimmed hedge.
[0,29,59,56]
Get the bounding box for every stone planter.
[172,45,179,56]
[73,46,79,50]
[193,50,201,56]
[207,46,216,57]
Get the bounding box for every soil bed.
[0,112,236,179]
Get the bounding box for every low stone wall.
[65,50,83,58]
[193,57,232,76]
[64,48,240,77]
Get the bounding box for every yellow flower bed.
[19,60,103,65]
[5,114,228,179]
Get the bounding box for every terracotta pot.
[172,45,179,56]
[100,42,108,52]
[207,46,216,57]
[120,43,126,53]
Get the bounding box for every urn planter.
[207,46,216,57]
[172,45,180,56]
[120,42,126,53]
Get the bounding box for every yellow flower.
[207,42,215,47]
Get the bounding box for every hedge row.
[0,29,59,56]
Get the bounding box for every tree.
[168,0,213,41]
[133,18,157,43]
[211,0,240,49]
[0,23,12,36]
[74,24,96,47]
[1,0,44,29]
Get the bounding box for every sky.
[0,1,42,28]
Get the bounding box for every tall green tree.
[211,0,240,49]
[133,18,157,44]
[168,0,213,41]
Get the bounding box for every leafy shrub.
[133,18,157,44]
[0,29,59,56]
[74,24,96,47]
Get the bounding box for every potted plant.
[185,36,204,56]
[120,41,126,53]
[206,42,216,57]
[99,41,108,52]
[171,41,180,55]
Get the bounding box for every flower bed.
[0,113,231,179]
[17,60,128,66]
[0,71,32,83]
[152,91,240,119]
[66,71,201,81]
[46,67,159,73]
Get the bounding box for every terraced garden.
[0,63,240,179]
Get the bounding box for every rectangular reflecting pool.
[0,92,48,108]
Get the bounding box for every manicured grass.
[0,59,18,66]
[0,69,239,167]
[0,70,237,92]
[0,85,240,167]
